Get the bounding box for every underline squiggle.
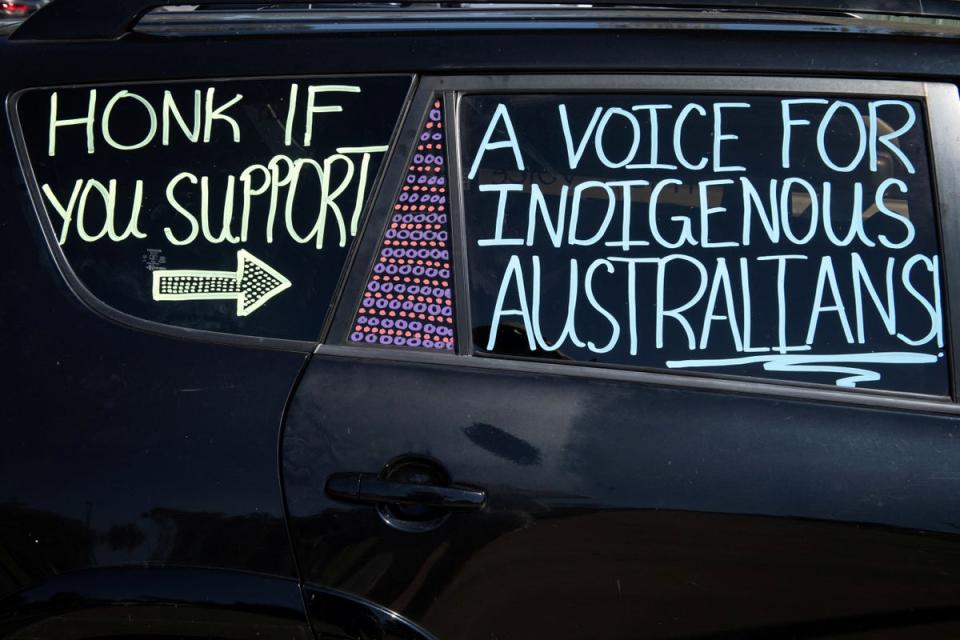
[665,352,939,387]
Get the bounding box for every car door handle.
[325,472,486,510]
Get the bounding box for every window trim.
[131,7,960,41]
[313,341,960,415]
[327,74,960,410]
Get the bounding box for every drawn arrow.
[152,249,292,317]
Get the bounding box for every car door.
[281,71,960,640]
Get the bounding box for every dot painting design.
[240,262,286,308]
[349,98,456,351]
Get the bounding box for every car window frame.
[323,74,960,414]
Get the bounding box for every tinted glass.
[18,76,411,340]
[461,93,947,394]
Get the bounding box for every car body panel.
[2,4,960,637]
[283,352,960,638]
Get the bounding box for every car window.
[461,93,947,394]
[17,75,412,341]
[346,96,457,351]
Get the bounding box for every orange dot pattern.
[350,99,456,351]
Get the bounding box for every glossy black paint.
[0,80,310,598]
[284,354,960,639]
[304,585,439,640]
[1,6,960,639]
[0,567,313,638]
[0,30,313,612]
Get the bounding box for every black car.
[2,1,960,638]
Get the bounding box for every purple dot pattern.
[349,98,456,351]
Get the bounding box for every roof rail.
[12,0,315,40]
[12,0,960,41]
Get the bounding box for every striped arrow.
[152,249,291,317]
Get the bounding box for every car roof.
[11,0,960,41]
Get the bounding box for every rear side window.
[461,93,946,394]
[347,97,457,352]
[17,75,412,341]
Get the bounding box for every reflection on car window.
[19,75,411,341]
[461,93,946,394]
